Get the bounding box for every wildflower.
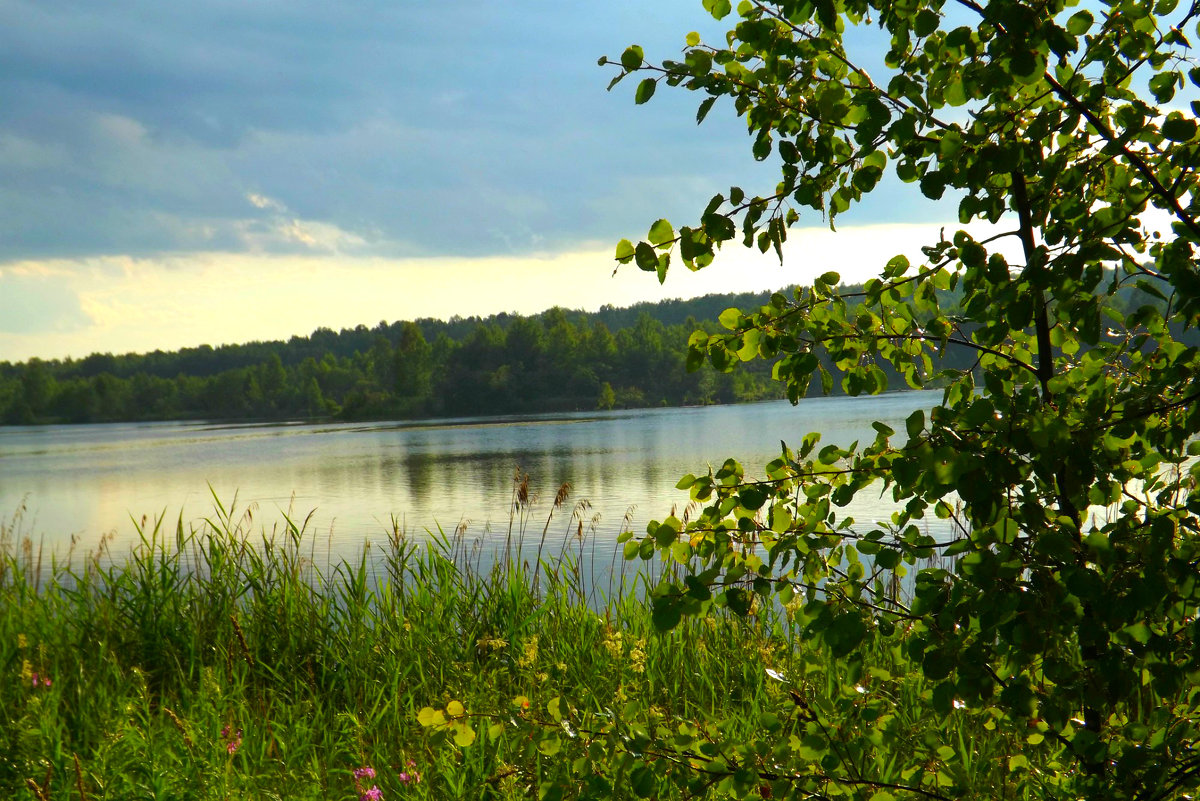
[41,677,51,688]
[517,635,539,668]
[628,639,647,674]
[397,759,421,784]
[476,635,508,653]
[352,765,386,800]
[221,725,242,755]
[601,628,624,659]
[784,596,803,621]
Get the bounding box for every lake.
[0,390,946,574]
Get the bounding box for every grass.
[0,490,1029,800]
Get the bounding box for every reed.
[0,493,1024,800]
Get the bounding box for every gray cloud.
[0,0,943,263]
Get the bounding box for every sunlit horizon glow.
[0,221,1005,364]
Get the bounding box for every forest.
[0,290,792,425]
[1,276,1173,426]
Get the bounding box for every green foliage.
[0,495,1014,801]
[0,296,794,425]
[417,0,1200,798]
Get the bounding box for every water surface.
[0,391,945,568]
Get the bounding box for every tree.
[600,0,1200,797]
[393,321,434,413]
[421,1,1200,799]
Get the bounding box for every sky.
[0,0,962,363]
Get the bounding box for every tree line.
[1,276,1173,427]
[0,291,792,425]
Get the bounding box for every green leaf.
[417,707,445,727]
[1162,114,1196,141]
[945,78,967,107]
[826,613,866,657]
[615,238,635,262]
[906,409,925,440]
[648,218,674,246]
[1150,71,1179,103]
[621,45,644,71]
[1066,9,1093,34]
[651,597,683,630]
[453,724,476,747]
[635,78,656,104]
[726,586,753,616]
[634,241,658,272]
[702,0,732,19]
[630,763,657,798]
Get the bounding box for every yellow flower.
[517,636,539,668]
[601,627,624,659]
[476,636,508,653]
[629,639,648,674]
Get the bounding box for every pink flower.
[42,677,51,688]
[353,767,376,781]
[221,726,242,755]
[360,786,383,801]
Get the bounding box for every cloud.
[0,266,92,335]
[0,0,943,266]
[0,218,1017,363]
[246,192,285,213]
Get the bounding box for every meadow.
[1,493,1031,800]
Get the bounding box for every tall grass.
[1,491,1024,800]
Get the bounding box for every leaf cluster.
[536,0,1200,797]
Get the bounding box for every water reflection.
[0,391,950,569]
